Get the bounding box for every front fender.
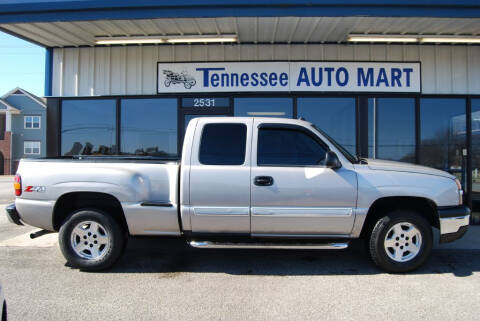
[356,169,459,209]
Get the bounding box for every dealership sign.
[158,62,420,93]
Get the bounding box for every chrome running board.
[189,240,349,250]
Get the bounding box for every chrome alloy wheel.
[384,222,423,262]
[70,221,110,260]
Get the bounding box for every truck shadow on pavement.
[101,237,480,277]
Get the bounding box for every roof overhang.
[1,1,480,48]
[1,16,480,48]
[1,0,480,24]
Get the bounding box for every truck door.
[250,120,357,236]
[188,118,253,234]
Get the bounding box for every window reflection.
[368,98,415,163]
[297,97,356,156]
[61,99,116,155]
[419,98,466,179]
[121,98,177,157]
[234,98,293,118]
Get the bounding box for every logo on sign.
[162,70,197,89]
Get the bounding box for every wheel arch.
[360,196,438,238]
[52,191,129,234]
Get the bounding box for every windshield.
[311,124,359,164]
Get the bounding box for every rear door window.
[199,123,247,165]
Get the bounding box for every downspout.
[44,47,53,97]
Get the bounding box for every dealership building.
[1,1,480,220]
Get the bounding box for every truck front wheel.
[369,210,433,273]
[59,209,126,271]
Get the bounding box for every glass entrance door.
[179,97,231,154]
[184,114,225,133]
[368,98,416,163]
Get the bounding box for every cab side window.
[199,123,247,165]
[257,127,327,166]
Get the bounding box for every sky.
[0,31,45,97]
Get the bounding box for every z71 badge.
[24,186,46,193]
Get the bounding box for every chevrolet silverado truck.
[6,117,470,273]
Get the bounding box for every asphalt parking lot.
[1,175,480,321]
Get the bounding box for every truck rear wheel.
[369,210,433,273]
[59,209,126,271]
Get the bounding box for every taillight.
[14,174,21,196]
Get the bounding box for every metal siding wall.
[468,46,480,93]
[52,44,480,96]
[63,48,78,96]
[452,46,467,93]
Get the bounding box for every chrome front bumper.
[438,205,470,243]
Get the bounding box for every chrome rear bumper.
[5,203,23,226]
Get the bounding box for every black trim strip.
[140,201,173,207]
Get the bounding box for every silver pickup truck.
[6,117,470,273]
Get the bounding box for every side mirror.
[325,151,342,170]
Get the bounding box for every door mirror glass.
[325,151,342,169]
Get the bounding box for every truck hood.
[364,159,456,179]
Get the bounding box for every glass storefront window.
[234,97,293,118]
[297,97,356,156]
[471,99,480,217]
[419,98,466,181]
[61,99,116,155]
[121,98,177,157]
[368,98,416,163]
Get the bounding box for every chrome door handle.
[254,176,274,186]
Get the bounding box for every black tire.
[2,301,7,321]
[2,300,6,321]
[369,210,433,273]
[59,209,126,272]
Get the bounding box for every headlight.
[455,179,463,205]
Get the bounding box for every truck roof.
[192,116,314,127]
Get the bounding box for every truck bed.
[26,155,180,163]
[15,157,181,235]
